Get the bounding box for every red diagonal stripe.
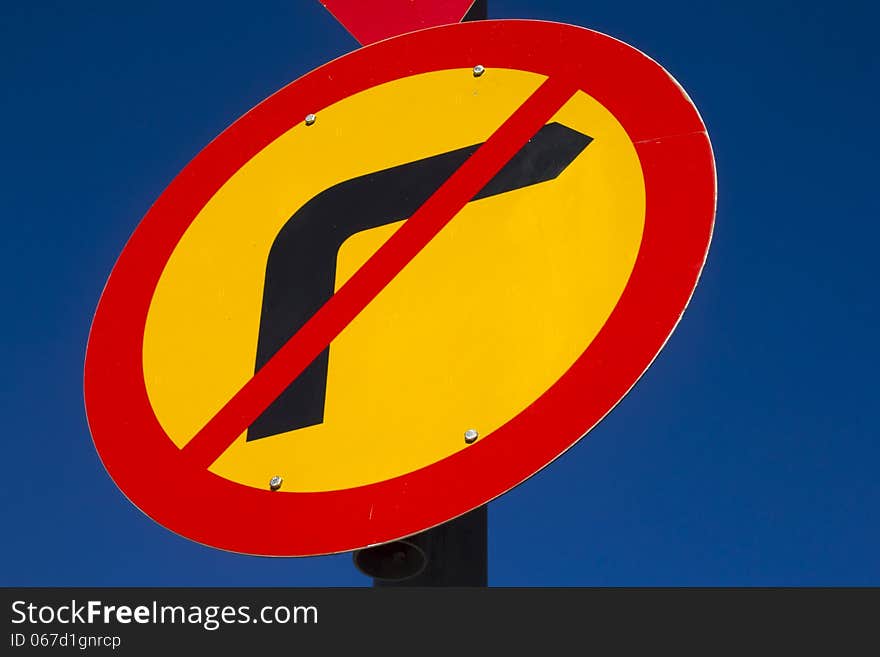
[181,75,578,468]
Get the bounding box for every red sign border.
[84,19,715,556]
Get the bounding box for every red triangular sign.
[320,0,478,45]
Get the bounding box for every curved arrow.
[249,121,592,441]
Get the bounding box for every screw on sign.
[84,17,715,556]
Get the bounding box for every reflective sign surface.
[85,20,716,556]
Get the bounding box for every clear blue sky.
[2,0,878,585]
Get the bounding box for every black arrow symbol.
[248,121,592,441]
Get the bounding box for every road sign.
[84,19,715,556]
[320,0,479,44]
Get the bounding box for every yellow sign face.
[142,67,645,492]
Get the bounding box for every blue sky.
[2,0,878,585]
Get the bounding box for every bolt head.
[473,65,485,77]
[304,113,317,126]
[269,475,283,491]
[464,429,479,444]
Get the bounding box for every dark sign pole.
[353,506,488,586]
[463,0,487,22]
[353,0,489,586]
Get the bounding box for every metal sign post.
[353,0,488,588]
[354,506,487,586]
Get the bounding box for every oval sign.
[84,19,716,556]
